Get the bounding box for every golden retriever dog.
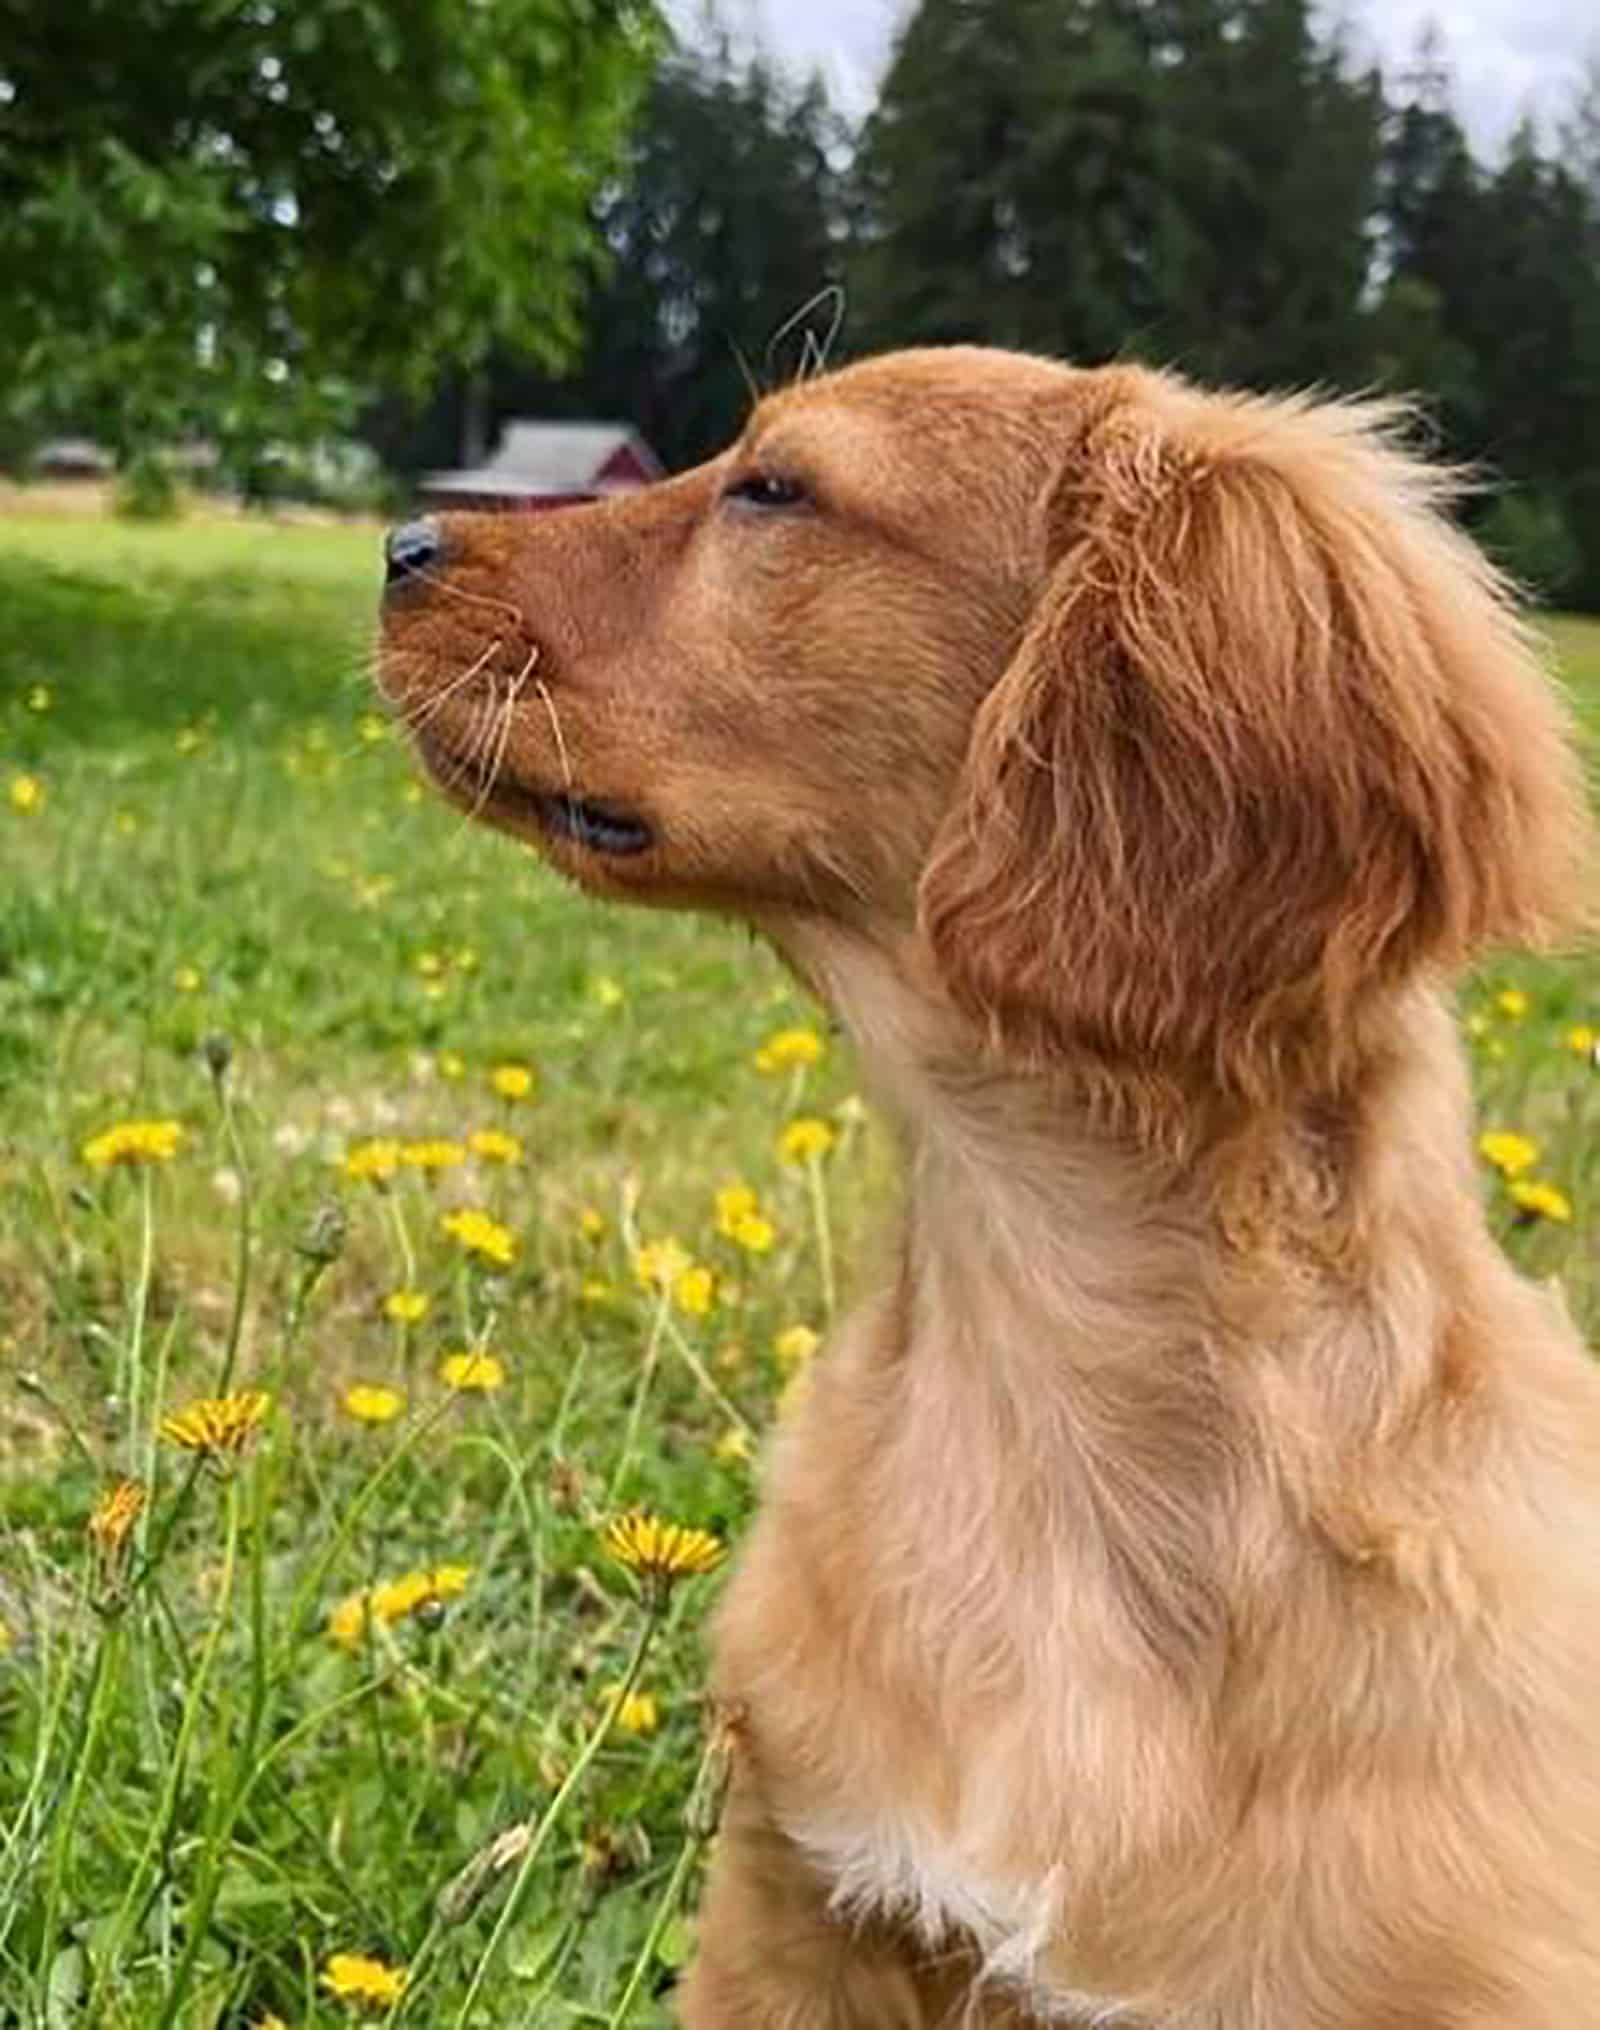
[378,346,1600,2027]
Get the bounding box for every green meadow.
[1,512,1597,2027]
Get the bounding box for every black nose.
[384,517,443,586]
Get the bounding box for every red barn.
[417,422,662,513]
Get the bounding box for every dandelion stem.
[213,1064,253,1398]
[31,1618,119,2000]
[438,1603,663,2030]
[807,1150,836,1319]
[605,1830,703,2029]
[608,1284,672,1505]
[126,1166,157,1484]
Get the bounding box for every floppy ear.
[918,376,1589,1105]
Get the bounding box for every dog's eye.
[722,471,809,512]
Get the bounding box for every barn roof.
[422,421,662,499]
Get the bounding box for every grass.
[1,510,1597,2028]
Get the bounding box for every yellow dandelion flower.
[468,1127,522,1165]
[440,1207,517,1268]
[453,946,479,974]
[1496,988,1529,1020]
[439,1349,506,1391]
[753,1026,825,1073]
[358,713,388,744]
[1508,1179,1573,1224]
[373,1564,473,1626]
[731,1211,775,1255]
[490,1062,535,1101]
[414,950,445,979]
[1478,1130,1539,1178]
[160,1390,272,1461]
[714,1182,759,1237]
[715,1426,753,1466]
[10,773,43,814]
[343,1137,401,1185]
[175,725,205,755]
[1566,1025,1596,1056]
[327,1591,370,1648]
[115,809,138,836]
[602,1512,724,1591]
[634,1236,692,1291]
[81,1118,184,1169]
[254,2016,290,2030]
[773,1323,821,1373]
[320,1951,407,2007]
[579,1205,608,1241]
[778,1117,836,1164]
[173,965,202,994]
[342,1383,406,1425]
[592,975,625,1008]
[580,1277,615,1306]
[607,1685,660,1735]
[383,1289,429,1325]
[674,1264,716,1316]
[398,1137,465,1173]
[88,1478,146,1556]
[438,1049,466,1080]
[26,684,51,712]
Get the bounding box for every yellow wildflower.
[439,1350,506,1391]
[714,1183,759,1237]
[342,1383,406,1424]
[634,1236,692,1291]
[753,1026,825,1073]
[26,684,51,712]
[173,965,202,994]
[1508,1180,1573,1224]
[438,1049,466,1080]
[160,1390,272,1462]
[414,950,444,979]
[773,1323,821,1373]
[592,975,625,1008]
[9,773,43,814]
[1478,1130,1539,1179]
[254,2016,289,2030]
[82,1118,184,1169]
[357,713,387,744]
[490,1062,535,1101]
[580,1278,615,1306]
[371,1564,472,1625]
[674,1264,716,1316]
[320,1952,407,2007]
[1566,1025,1596,1056]
[174,725,205,755]
[327,1591,370,1648]
[88,1478,146,1562]
[578,1205,608,1241]
[715,1426,754,1466]
[383,1289,429,1325]
[468,1127,523,1164]
[115,810,138,836]
[440,1207,517,1268]
[731,1212,775,1254]
[602,1512,724,1595]
[454,946,478,974]
[607,1685,660,1735]
[1495,988,1529,1020]
[343,1138,401,1185]
[398,1137,465,1173]
[778,1117,836,1164]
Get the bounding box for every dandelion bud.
[414,1594,448,1633]
[295,1198,348,1266]
[201,1031,233,1084]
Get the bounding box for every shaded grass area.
[0,514,1596,2027]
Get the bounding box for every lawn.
[1,511,1597,2028]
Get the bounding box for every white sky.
[669,0,1598,162]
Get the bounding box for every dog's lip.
[409,725,654,857]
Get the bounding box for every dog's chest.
[789,1801,1145,2026]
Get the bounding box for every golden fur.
[380,346,1600,2027]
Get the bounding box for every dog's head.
[379,346,1588,1107]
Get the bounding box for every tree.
[0,0,656,463]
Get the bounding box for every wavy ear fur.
[919,371,1590,1108]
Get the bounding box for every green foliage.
[111,450,182,523]
[0,0,658,462]
[1479,490,1583,606]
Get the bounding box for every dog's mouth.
[410,725,654,857]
